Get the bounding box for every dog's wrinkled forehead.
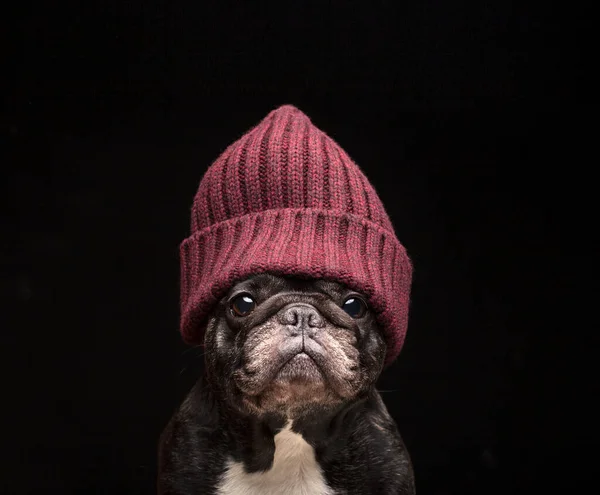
[224,273,354,302]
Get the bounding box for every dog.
[158,272,415,494]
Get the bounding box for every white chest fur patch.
[217,420,334,495]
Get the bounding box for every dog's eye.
[230,294,256,317]
[342,296,367,319]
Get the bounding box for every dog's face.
[204,273,386,417]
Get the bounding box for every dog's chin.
[262,357,331,409]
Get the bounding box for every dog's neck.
[194,374,373,473]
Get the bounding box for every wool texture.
[180,105,412,364]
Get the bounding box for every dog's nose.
[278,304,325,333]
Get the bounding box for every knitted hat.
[180,105,412,364]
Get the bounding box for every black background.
[3,1,589,494]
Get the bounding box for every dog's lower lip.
[290,351,317,365]
[279,351,322,376]
[276,351,310,372]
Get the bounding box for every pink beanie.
[180,105,412,364]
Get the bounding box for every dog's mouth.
[276,351,323,382]
[234,345,330,399]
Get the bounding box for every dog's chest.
[216,421,334,495]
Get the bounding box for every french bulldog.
[158,272,415,494]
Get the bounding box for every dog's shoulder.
[157,379,227,494]
[362,390,416,494]
[319,391,416,494]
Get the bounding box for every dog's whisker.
[181,345,203,356]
